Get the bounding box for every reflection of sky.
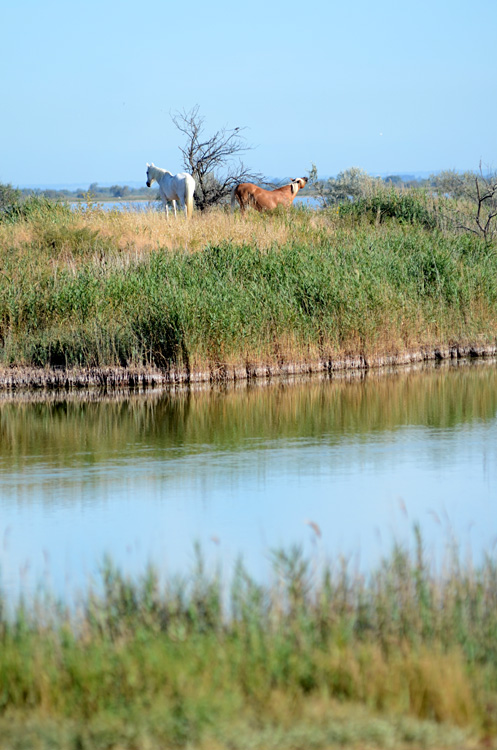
[1,400,496,603]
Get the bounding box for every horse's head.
[146,163,155,188]
[290,177,308,195]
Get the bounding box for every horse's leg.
[178,195,187,219]
[172,200,177,218]
[160,192,170,218]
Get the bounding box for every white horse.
[146,163,195,218]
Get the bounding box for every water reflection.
[0,359,496,600]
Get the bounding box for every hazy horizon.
[13,169,474,192]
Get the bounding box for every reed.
[1,201,496,378]
[0,532,496,748]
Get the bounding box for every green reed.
[1,205,496,374]
[0,531,496,748]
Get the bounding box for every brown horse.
[231,177,308,213]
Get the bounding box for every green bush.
[339,188,439,230]
[0,182,22,220]
[0,182,70,223]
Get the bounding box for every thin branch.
[171,106,262,209]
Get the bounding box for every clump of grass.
[0,531,496,748]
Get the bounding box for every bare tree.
[171,106,263,210]
[466,166,497,241]
[433,163,497,241]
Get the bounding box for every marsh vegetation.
[0,532,496,749]
[0,184,496,385]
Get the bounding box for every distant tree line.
[308,164,497,202]
[16,183,155,201]
[15,165,495,207]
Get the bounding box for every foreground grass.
[0,201,496,375]
[0,533,497,748]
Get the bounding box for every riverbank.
[1,199,496,390]
[1,342,497,389]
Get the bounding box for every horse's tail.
[185,175,195,219]
[230,186,238,212]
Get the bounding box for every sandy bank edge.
[1,342,496,391]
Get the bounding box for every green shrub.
[339,188,439,230]
[0,183,70,223]
[0,182,22,220]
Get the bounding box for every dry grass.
[0,204,334,263]
[83,204,335,254]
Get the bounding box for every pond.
[0,359,496,602]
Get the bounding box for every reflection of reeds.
[1,359,496,474]
[0,532,496,747]
[1,206,497,376]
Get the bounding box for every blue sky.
[1,0,495,187]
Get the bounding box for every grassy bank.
[0,533,496,748]
[0,198,496,383]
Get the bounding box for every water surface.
[0,360,496,600]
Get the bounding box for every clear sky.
[1,0,495,187]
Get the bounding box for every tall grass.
[0,532,496,748]
[1,200,496,376]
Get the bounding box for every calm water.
[0,360,496,601]
[69,195,319,212]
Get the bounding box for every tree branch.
[171,106,262,210]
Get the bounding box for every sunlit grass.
[0,202,496,377]
[0,202,318,259]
